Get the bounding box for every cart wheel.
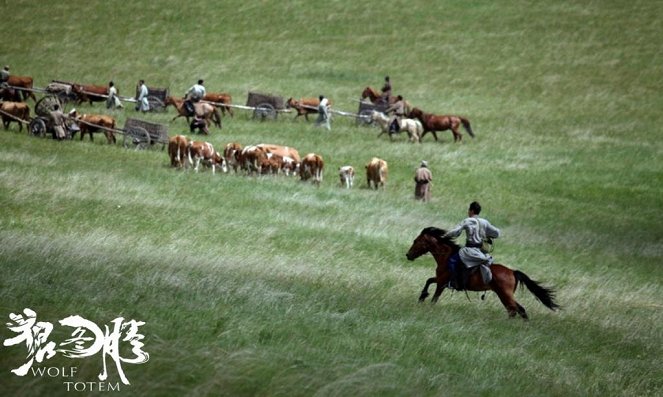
[123,126,151,150]
[147,96,165,112]
[35,95,62,118]
[253,102,276,121]
[356,109,374,126]
[29,118,47,137]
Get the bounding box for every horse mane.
[421,227,460,251]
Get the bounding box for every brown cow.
[7,75,37,102]
[338,165,355,189]
[0,101,30,132]
[365,157,388,190]
[72,84,109,106]
[256,143,301,175]
[286,97,333,122]
[238,145,268,174]
[300,153,324,185]
[223,142,243,173]
[202,92,234,117]
[168,135,189,168]
[71,111,116,144]
[187,141,225,173]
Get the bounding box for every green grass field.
[1,1,661,396]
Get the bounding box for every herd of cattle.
[168,136,388,190]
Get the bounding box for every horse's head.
[361,86,377,100]
[285,97,297,108]
[406,227,457,261]
[164,96,177,107]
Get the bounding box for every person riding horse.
[184,79,206,117]
[385,95,405,134]
[443,201,501,290]
[380,76,391,105]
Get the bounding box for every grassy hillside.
[0,1,661,396]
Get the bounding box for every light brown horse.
[164,96,221,128]
[361,86,397,105]
[406,227,559,319]
[202,92,234,117]
[408,107,474,142]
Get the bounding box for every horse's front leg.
[419,277,436,302]
[431,274,451,303]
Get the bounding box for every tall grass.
[0,1,661,396]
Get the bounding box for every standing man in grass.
[136,80,150,113]
[443,201,500,289]
[0,65,9,88]
[414,160,432,202]
[315,95,331,130]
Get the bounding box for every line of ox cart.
[0,79,403,151]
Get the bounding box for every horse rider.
[385,94,405,134]
[106,81,123,109]
[414,160,433,202]
[0,65,9,89]
[380,75,391,105]
[184,79,206,117]
[136,79,150,113]
[49,103,67,140]
[315,95,331,130]
[443,201,501,290]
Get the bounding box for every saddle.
[449,260,493,291]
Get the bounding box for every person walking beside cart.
[136,80,149,113]
[414,160,433,202]
[49,103,67,141]
[184,79,206,117]
[315,95,331,130]
[106,81,123,110]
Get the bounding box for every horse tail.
[460,117,475,138]
[514,270,560,311]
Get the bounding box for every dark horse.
[408,107,475,142]
[406,227,559,319]
[361,86,397,105]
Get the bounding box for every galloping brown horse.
[408,107,474,142]
[361,86,397,105]
[405,227,559,319]
[164,96,222,128]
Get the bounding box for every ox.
[187,141,225,174]
[338,165,355,189]
[202,92,234,117]
[0,101,30,132]
[286,97,333,122]
[365,157,388,190]
[256,143,301,175]
[223,142,243,173]
[300,153,324,185]
[72,84,108,106]
[71,111,116,144]
[238,145,268,174]
[7,75,37,102]
[168,135,189,168]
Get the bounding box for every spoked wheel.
[29,118,47,137]
[253,102,276,121]
[356,109,374,126]
[34,95,62,118]
[147,96,165,112]
[123,126,151,150]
